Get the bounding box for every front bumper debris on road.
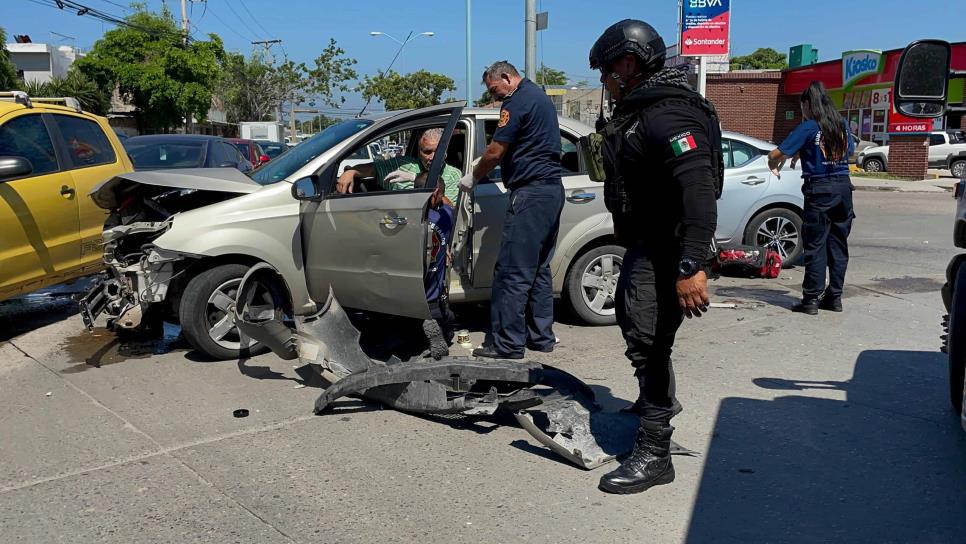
[232,264,697,469]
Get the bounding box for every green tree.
[535,64,568,86]
[358,70,456,111]
[74,6,225,131]
[219,39,357,124]
[0,27,20,90]
[730,48,788,70]
[20,69,110,114]
[474,89,495,107]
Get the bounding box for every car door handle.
[567,191,596,203]
[60,185,75,198]
[380,215,408,226]
[741,177,766,186]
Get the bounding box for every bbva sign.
[842,50,884,90]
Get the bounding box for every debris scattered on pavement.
[45,391,52,397]
[710,302,738,309]
[232,409,249,418]
[294,383,306,389]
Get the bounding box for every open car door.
[299,102,465,319]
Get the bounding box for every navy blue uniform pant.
[489,181,564,356]
[801,178,855,299]
[615,243,684,425]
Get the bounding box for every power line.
[94,0,130,11]
[205,4,251,42]
[220,0,261,40]
[27,0,188,42]
[237,0,272,39]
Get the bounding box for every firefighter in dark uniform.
[589,20,720,494]
[460,60,564,359]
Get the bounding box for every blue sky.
[7,0,966,114]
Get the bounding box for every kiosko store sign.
[842,50,884,90]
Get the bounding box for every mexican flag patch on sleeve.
[670,133,697,156]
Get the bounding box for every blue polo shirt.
[778,119,854,182]
[493,78,562,189]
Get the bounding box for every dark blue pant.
[801,178,855,299]
[489,181,565,356]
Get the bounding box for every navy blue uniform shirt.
[778,119,854,182]
[492,78,561,188]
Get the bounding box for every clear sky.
[7,0,966,115]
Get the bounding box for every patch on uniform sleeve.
[670,132,697,156]
[498,109,510,128]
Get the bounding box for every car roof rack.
[0,91,82,112]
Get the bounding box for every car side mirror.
[292,176,320,201]
[258,155,271,165]
[894,39,952,118]
[0,156,33,182]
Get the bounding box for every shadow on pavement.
[0,277,99,342]
[712,286,800,309]
[686,350,966,543]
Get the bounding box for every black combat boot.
[818,295,843,312]
[791,297,819,315]
[599,421,675,494]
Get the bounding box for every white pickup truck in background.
[857,130,966,178]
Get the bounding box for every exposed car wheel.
[946,265,966,413]
[565,244,625,326]
[951,160,965,180]
[863,158,885,173]
[743,208,803,267]
[179,263,284,360]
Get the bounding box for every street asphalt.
[1,191,965,543]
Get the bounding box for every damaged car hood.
[90,168,264,209]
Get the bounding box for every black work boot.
[818,295,843,312]
[599,421,675,494]
[791,298,819,315]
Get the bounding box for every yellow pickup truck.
[0,92,133,301]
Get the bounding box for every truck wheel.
[946,265,966,413]
[743,208,803,267]
[179,263,284,360]
[863,158,885,173]
[951,160,965,180]
[565,244,625,326]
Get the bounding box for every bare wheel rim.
[579,253,622,316]
[865,160,882,172]
[206,278,277,351]
[953,162,965,179]
[755,216,800,262]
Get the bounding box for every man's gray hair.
[482,60,520,83]
[421,127,444,143]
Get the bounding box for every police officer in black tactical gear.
[589,19,720,495]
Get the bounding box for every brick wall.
[707,71,784,142]
[887,135,929,179]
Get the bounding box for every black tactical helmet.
[589,19,666,74]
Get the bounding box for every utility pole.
[290,105,320,143]
[251,40,284,123]
[524,0,536,80]
[180,0,189,45]
[466,0,472,103]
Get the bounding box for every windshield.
[250,120,373,184]
[125,140,205,170]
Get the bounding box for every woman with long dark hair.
[768,81,855,315]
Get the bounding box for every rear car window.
[126,141,206,169]
[230,141,250,158]
[0,114,59,176]
[50,114,117,169]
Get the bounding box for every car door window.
[721,139,734,169]
[730,140,760,168]
[211,142,235,165]
[0,114,59,176]
[560,129,583,175]
[50,114,116,169]
[929,134,945,146]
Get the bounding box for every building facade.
[6,42,84,83]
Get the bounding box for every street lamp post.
[358,30,434,116]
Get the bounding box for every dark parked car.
[124,135,254,172]
[255,140,287,160]
[227,138,270,167]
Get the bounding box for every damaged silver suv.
[81,104,620,359]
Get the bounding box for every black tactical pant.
[615,243,684,425]
[801,177,855,299]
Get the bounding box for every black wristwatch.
[678,257,701,278]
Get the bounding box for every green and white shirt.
[372,156,462,203]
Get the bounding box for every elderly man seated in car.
[336,127,463,355]
[335,127,462,204]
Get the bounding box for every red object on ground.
[714,245,783,278]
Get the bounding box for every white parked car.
[859,130,966,177]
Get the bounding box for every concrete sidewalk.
[852,175,959,193]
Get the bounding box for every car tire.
[179,263,283,360]
[863,158,885,173]
[946,265,966,414]
[743,208,804,267]
[951,160,965,180]
[565,244,625,326]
